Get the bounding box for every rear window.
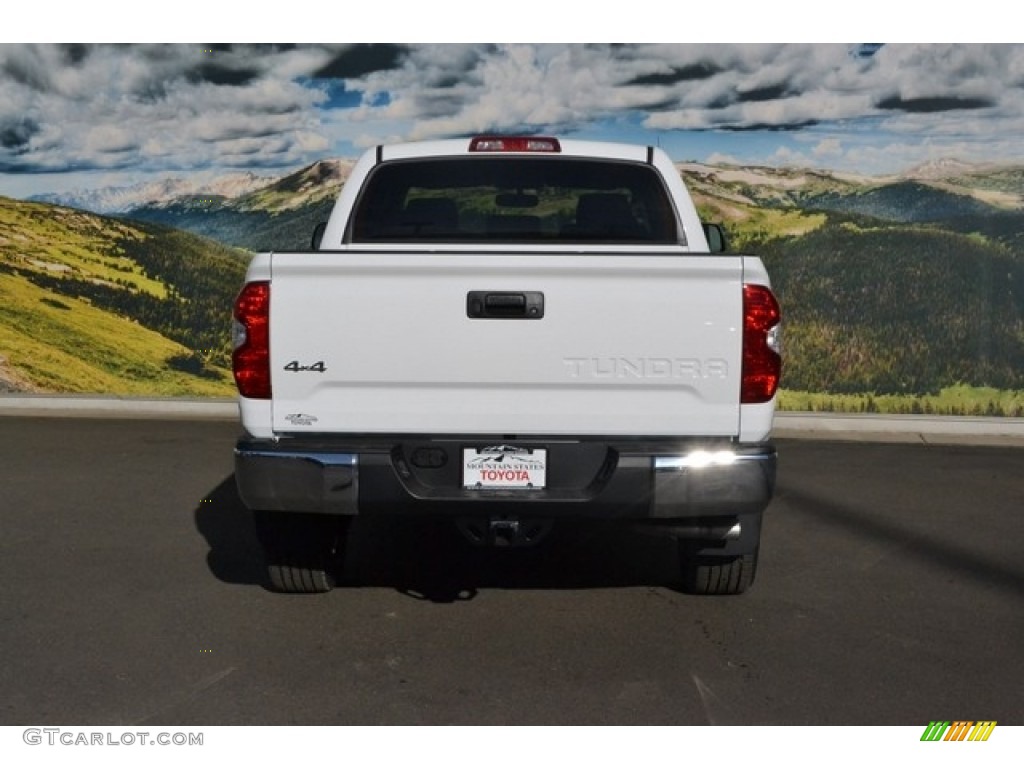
[348,157,680,244]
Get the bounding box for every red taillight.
[232,281,271,399]
[468,135,561,153]
[741,284,782,404]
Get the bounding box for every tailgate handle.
[467,291,544,319]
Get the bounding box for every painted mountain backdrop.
[4,158,1024,414]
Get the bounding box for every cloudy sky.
[2,42,1023,198]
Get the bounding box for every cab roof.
[378,136,653,164]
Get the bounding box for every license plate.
[463,446,547,489]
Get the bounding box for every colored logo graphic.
[920,721,997,741]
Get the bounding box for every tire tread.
[680,548,758,596]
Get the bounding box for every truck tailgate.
[268,251,743,437]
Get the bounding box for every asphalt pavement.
[0,415,1021,725]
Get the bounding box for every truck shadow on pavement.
[195,475,685,603]
[193,475,267,587]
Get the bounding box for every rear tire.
[677,511,762,595]
[266,551,334,594]
[253,511,350,593]
[679,546,758,595]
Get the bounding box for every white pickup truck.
[232,135,781,595]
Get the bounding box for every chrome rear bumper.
[235,438,775,519]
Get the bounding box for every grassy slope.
[0,201,166,295]
[779,386,1024,418]
[0,271,230,395]
[0,197,241,395]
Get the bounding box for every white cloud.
[706,152,742,166]
[84,125,136,154]
[3,42,1024,195]
[0,44,333,174]
[812,138,843,158]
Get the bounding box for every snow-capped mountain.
[899,158,990,181]
[29,171,277,214]
[115,159,354,252]
[233,159,352,212]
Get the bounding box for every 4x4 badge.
[283,360,326,373]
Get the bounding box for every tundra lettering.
[563,356,730,380]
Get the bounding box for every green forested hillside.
[687,163,1024,412]
[126,197,334,252]
[943,210,1024,254]
[754,221,1024,396]
[0,197,247,394]
[798,182,999,223]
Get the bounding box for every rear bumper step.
[235,437,775,520]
